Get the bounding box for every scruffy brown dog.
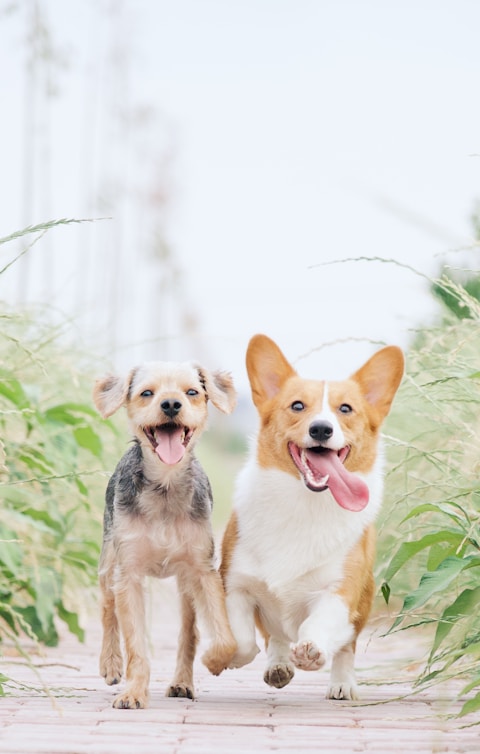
[93,360,238,709]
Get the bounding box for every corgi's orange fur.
[220,334,404,700]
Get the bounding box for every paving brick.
[0,584,477,753]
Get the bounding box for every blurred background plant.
[376,220,480,721]
[0,221,127,694]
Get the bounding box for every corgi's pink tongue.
[289,443,369,512]
[154,427,186,465]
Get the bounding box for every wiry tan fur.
[94,360,237,708]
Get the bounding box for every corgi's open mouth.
[144,423,194,466]
[288,442,369,512]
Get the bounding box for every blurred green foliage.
[0,309,119,654]
[0,221,125,695]
[379,276,480,721]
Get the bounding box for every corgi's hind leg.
[327,641,359,700]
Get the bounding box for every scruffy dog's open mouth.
[144,423,194,465]
[288,442,369,512]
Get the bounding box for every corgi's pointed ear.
[196,368,237,414]
[93,369,137,418]
[246,334,297,408]
[351,346,404,422]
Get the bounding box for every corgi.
[220,334,404,700]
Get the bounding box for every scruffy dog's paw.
[112,689,148,709]
[290,640,326,671]
[166,683,194,700]
[264,662,295,689]
[100,655,123,686]
[202,640,238,676]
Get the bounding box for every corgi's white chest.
[232,460,383,592]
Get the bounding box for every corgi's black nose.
[161,399,182,418]
[309,420,333,442]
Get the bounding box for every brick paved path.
[1,580,478,754]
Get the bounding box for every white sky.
[1,0,480,392]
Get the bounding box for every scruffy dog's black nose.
[161,399,182,418]
[309,420,333,442]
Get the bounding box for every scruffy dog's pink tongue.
[289,443,369,512]
[154,427,186,465]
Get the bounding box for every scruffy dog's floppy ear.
[93,369,136,419]
[196,367,237,415]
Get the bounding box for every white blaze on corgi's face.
[246,335,405,513]
[287,382,367,511]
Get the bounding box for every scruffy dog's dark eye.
[141,390,154,398]
[186,389,199,397]
[339,403,353,414]
[291,401,305,412]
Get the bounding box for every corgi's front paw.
[290,640,326,671]
[228,642,260,669]
[264,662,295,688]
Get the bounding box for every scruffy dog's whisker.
[93,360,238,709]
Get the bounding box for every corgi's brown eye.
[141,390,154,398]
[186,389,199,397]
[291,401,305,412]
[339,403,352,414]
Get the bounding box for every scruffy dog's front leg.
[99,547,123,686]
[194,569,238,675]
[112,575,150,709]
[167,586,198,699]
[99,579,123,685]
